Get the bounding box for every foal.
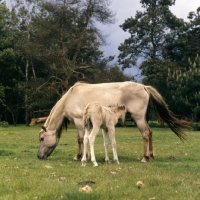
[81,101,126,167]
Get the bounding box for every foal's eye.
[40,138,44,142]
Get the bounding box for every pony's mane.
[74,81,89,86]
[43,99,69,138]
[57,118,69,138]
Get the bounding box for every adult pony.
[81,102,126,167]
[37,81,189,162]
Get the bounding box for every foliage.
[118,0,183,69]
[164,6,200,68]
[0,4,25,125]
[27,0,116,93]
[0,125,200,199]
[0,121,9,127]
[142,59,178,96]
[167,54,200,121]
[0,0,130,124]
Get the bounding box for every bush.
[0,121,9,127]
[192,123,200,131]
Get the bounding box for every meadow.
[0,124,200,200]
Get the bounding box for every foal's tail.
[83,107,92,129]
[145,86,190,141]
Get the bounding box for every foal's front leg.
[102,129,110,163]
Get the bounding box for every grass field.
[0,124,200,200]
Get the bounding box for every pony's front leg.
[89,126,100,167]
[74,119,85,161]
[102,129,110,164]
[108,127,119,164]
[81,128,89,166]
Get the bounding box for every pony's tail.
[145,86,191,141]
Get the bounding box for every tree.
[0,4,25,125]
[167,54,200,121]
[118,0,184,88]
[7,0,120,124]
[1,0,130,124]
[29,0,116,94]
[142,59,178,96]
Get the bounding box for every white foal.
[81,101,126,167]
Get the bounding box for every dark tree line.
[0,0,131,125]
[0,0,200,125]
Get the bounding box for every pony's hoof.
[73,154,82,161]
[150,154,155,159]
[141,159,147,163]
[141,158,149,163]
[74,156,79,161]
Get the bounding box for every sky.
[99,0,200,77]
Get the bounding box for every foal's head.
[110,104,126,125]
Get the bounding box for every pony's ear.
[41,126,47,132]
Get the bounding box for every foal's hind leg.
[108,127,119,164]
[89,126,100,167]
[102,129,110,163]
[81,128,90,166]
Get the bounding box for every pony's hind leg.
[149,127,154,159]
[102,129,110,164]
[136,119,153,162]
[81,128,90,166]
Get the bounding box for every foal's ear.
[41,126,47,132]
[119,105,126,110]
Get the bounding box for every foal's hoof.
[114,160,120,164]
[81,161,87,167]
[73,154,82,161]
[93,162,98,167]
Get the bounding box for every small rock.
[79,185,92,193]
[136,181,144,188]
[58,177,66,181]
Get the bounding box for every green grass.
[0,125,200,200]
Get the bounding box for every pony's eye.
[40,138,44,142]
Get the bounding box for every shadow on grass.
[0,150,14,156]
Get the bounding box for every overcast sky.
[99,0,200,77]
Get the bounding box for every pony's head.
[37,126,59,159]
[37,118,69,159]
